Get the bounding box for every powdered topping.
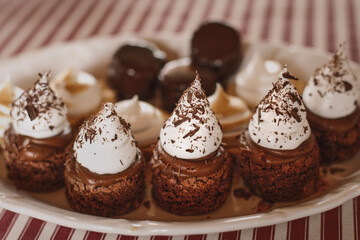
[0,77,23,137]
[248,66,311,150]
[50,68,102,116]
[74,103,137,174]
[208,83,251,133]
[115,95,167,147]
[235,53,283,108]
[11,72,70,139]
[302,43,359,119]
[160,73,222,159]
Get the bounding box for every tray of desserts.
[0,22,360,236]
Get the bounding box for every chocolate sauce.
[151,143,227,178]
[108,44,166,100]
[4,126,72,161]
[191,22,241,81]
[306,107,360,133]
[65,151,145,186]
[239,131,317,165]
[159,59,217,112]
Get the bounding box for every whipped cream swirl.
[74,103,137,175]
[160,73,222,159]
[302,44,359,119]
[115,95,166,147]
[235,53,282,107]
[0,78,23,138]
[50,68,102,116]
[249,67,311,150]
[208,83,251,133]
[11,72,70,139]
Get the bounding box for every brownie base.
[236,134,320,202]
[311,121,360,163]
[151,154,233,216]
[3,131,72,192]
[64,158,145,217]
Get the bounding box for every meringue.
[115,95,166,147]
[0,78,23,138]
[50,68,102,116]
[235,53,282,107]
[160,73,222,159]
[11,72,70,139]
[74,103,137,175]
[208,83,251,133]
[248,67,311,150]
[302,44,359,119]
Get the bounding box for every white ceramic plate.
[0,34,360,236]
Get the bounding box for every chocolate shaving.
[342,81,352,91]
[282,71,299,80]
[185,149,194,153]
[183,125,200,139]
[290,108,301,122]
[25,104,38,121]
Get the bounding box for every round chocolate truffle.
[191,22,241,84]
[108,42,166,100]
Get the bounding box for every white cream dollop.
[160,74,222,159]
[302,44,359,119]
[50,68,102,116]
[11,72,70,139]
[115,95,166,147]
[235,53,282,108]
[208,83,251,134]
[0,77,23,137]
[74,103,137,175]
[249,67,311,150]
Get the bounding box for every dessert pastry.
[191,22,241,85]
[302,44,360,163]
[50,68,115,128]
[158,58,217,112]
[151,73,232,216]
[64,103,145,217]
[234,53,282,108]
[3,72,73,192]
[0,78,23,146]
[107,41,166,100]
[115,95,168,159]
[236,67,320,202]
[208,83,251,149]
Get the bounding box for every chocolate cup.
[236,131,320,202]
[108,43,166,100]
[158,58,217,112]
[306,107,360,163]
[191,22,241,84]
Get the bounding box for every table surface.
[0,0,359,239]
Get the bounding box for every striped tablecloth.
[0,0,359,239]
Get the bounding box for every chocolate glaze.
[239,131,317,165]
[306,106,360,133]
[4,126,72,161]
[191,22,241,82]
[108,44,166,100]
[151,143,227,178]
[65,151,145,186]
[159,60,217,112]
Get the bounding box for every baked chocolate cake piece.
[107,41,166,100]
[151,73,232,216]
[236,67,320,202]
[64,103,145,217]
[302,43,360,163]
[3,73,73,192]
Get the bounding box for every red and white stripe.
[0,0,359,238]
